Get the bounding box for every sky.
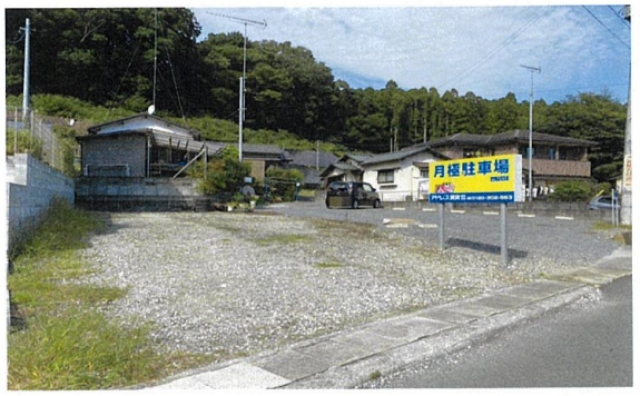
[188,1,632,104]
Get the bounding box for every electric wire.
[608,5,630,29]
[582,6,630,49]
[438,7,549,92]
[165,46,187,120]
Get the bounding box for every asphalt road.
[263,200,620,266]
[373,275,633,388]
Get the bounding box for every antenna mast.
[520,64,541,202]
[206,11,267,161]
[152,8,158,112]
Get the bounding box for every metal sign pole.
[501,203,508,267]
[439,203,445,251]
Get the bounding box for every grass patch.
[316,262,343,269]
[253,234,313,246]
[309,218,383,241]
[590,221,632,231]
[297,189,317,199]
[7,199,217,390]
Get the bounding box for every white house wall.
[363,153,439,202]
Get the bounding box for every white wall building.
[361,145,449,202]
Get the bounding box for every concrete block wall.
[6,154,75,251]
[74,177,208,211]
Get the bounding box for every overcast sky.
[190,1,632,104]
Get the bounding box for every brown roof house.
[426,130,598,198]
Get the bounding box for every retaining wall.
[75,177,210,211]
[6,154,75,251]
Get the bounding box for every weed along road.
[77,201,626,388]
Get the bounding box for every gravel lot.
[80,201,621,361]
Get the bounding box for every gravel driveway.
[80,202,620,361]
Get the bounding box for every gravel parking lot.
[80,201,621,361]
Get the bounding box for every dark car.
[325,181,382,209]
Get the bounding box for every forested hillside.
[5,8,627,181]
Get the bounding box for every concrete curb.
[279,285,597,389]
[145,247,631,390]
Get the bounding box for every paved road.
[373,275,633,388]
[263,200,620,266]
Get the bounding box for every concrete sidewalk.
[145,246,632,390]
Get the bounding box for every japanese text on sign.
[429,154,523,204]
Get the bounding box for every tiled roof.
[361,145,449,166]
[289,150,339,168]
[427,131,597,148]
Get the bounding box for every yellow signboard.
[428,154,523,203]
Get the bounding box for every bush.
[266,167,304,202]
[192,146,251,197]
[548,180,592,202]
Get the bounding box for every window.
[420,169,429,179]
[377,169,394,184]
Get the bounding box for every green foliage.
[591,182,613,196]
[8,201,157,390]
[195,147,251,196]
[53,125,81,177]
[4,9,626,175]
[8,199,212,389]
[266,167,304,202]
[548,181,593,203]
[5,129,43,159]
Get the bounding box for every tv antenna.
[520,64,541,202]
[206,11,267,161]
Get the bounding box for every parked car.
[588,195,620,210]
[325,181,382,209]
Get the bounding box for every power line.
[582,6,630,49]
[438,8,548,91]
[608,5,631,29]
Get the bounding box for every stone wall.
[6,154,75,252]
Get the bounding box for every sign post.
[429,154,523,266]
[438,203,445,252]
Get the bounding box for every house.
[288,150,339,188]
[319,153,372,186]
[427,130,597,197]
[77,113,224,177]
[219,143,293,183]
[320,130,597,202]
[360,145,450,202]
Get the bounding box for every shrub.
[548,180,592,202]
[266,167,304,202]
[193,146,251,197]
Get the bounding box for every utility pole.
[521,64,541,202]
[21,18,31,125]
[621,5,632,225]
[206,12,267,162]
